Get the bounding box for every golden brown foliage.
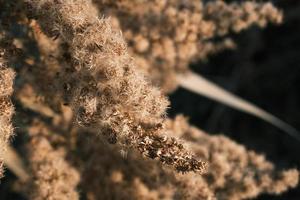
[0,0,298,199]
[26,132,80,200]
[95,0,282,92]
[169,116,299,200]
[73,115,298,200]
[26,0,206,172]
[0,34,16,178]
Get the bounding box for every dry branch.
[26,0,206,173]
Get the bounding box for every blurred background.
[169,0,300,199]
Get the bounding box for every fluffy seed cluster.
[26,134,80,200]
[74,115,298,200]
[26,0,206,173]
[77,133,215,200]
[204,1,283,36]
[94,0,283,92]
[0,35,15,178]
[0,1,298,199]
[169,116,299,200]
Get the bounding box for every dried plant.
[0,33,16,178]
[26,0,206,172]
[0,0,299,200]
[25,130,80,200]
[60,115,298,200]
[94,0,282,92]
[168,116,299,200]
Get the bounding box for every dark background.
[169,0,300,199]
